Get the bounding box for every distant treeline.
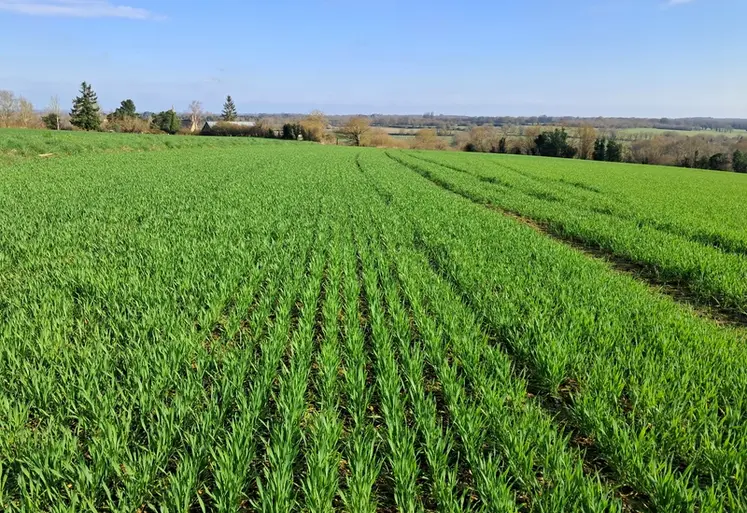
[353,114,747,132]
[191,113,747,133]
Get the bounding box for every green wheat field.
[1,130,746,512]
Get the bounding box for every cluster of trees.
[534,129,577,158]
[208,112,377,147]
[1,83,202,135]
[592,137,623,162]
[150,109,181,134]
[206,122,274,138]
[279,111,327,142]
[460,126,615,161]
[459,125,579,158]
[452,123,747,172]
[628,133,747,172]
[0,91,38,128]
[68,82,184,134]
[204,104,331,143]
[104,97,154,133]
[459,125,506,153]
[671,149,746,172]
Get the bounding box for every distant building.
[201,120,256,134]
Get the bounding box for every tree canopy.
[534,129,577,158]
[151,109,180,134]
[340,116,371,146]
[112,99,137,119]
[733,150,747,173]
[42,113,61,130]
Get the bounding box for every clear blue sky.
[0,0,742,117]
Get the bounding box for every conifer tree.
[70,82,101,131]
[733,150,747,173]
[498,137,507,154]
[606,138,623,162]
[593,137,607,161]
[222,95,237,121]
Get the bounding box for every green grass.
[0,132,746,512]
[0,128,280,161]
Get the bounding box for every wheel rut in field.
[494,208,747,328]
[388,152,747,328]
[406,151,599,203]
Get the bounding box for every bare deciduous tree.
[0,90,17,127]
[577,124,597,160]
[361,127,404,148]
[48,95,61,130]
[307,110,326,125]
[300,110,328,142]
[18,97,34,128]
[340,116,371,146]
[49,95,62,130]
[501,123,513,138]
[521,126,542,154]
[189,100,203,132]
[465,125,501,152]
[411,128,447,150]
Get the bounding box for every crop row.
[389,150,747,317]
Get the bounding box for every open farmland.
[1,132,746,512]
[616,127,747,139]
